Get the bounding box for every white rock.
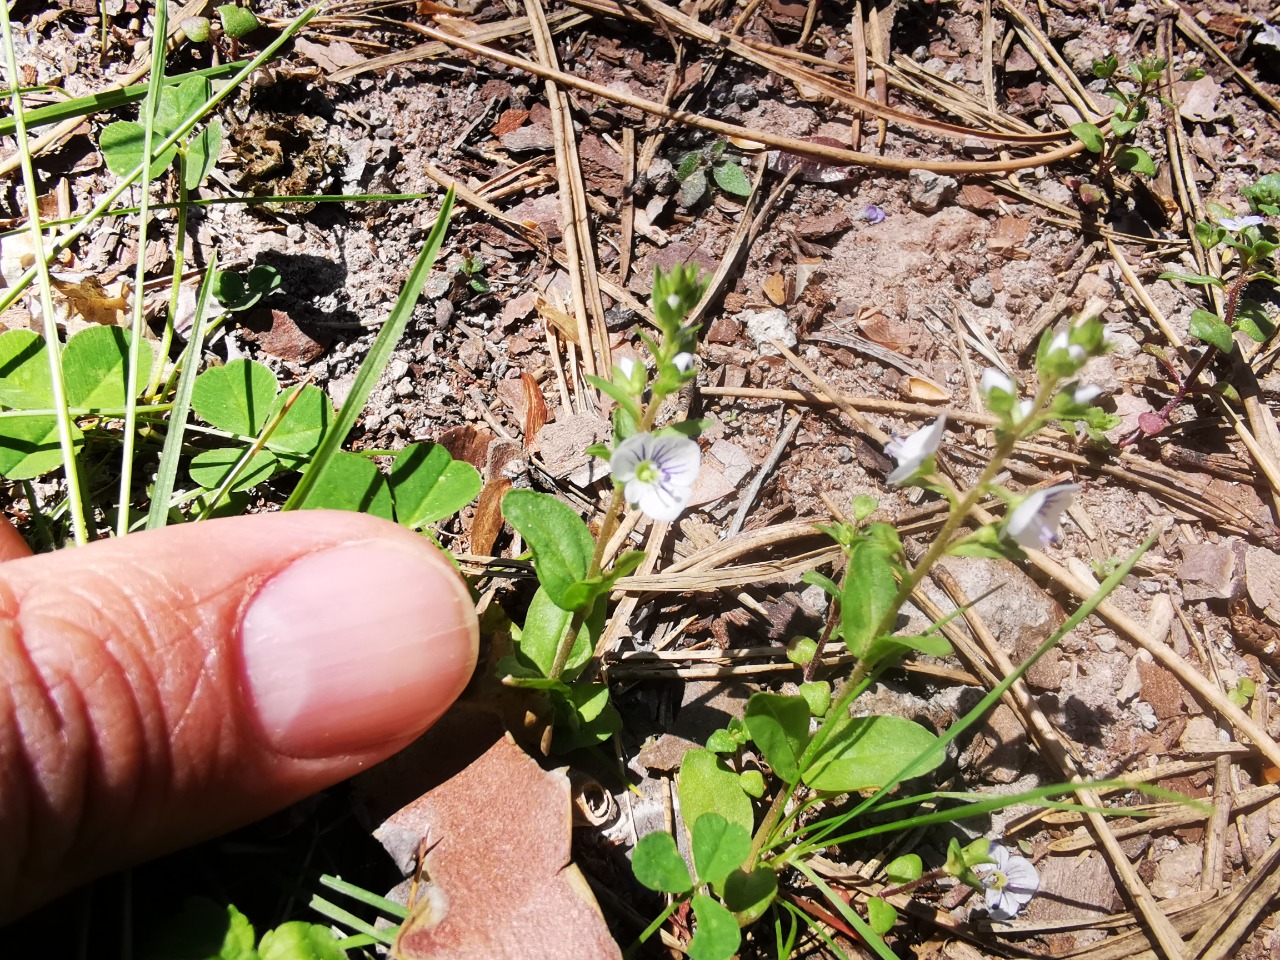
[741,308,796,354]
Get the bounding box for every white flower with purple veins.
[673,352,696,373]
[885,416,946,486]
[981,368,1015,398]
[1069,383,1102,405]
[1049,331,1086,364]
[1218,214,1265,232]
[973,844,1039,920]
[610,432,701,522]
[1006,483,1079,548]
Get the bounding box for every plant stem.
[148,151,190,397]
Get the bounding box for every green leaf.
[61,326,152,408]
[183,16,212,42]
[263,384,333,458]
[840,540,897,658]
[1158,270,1223,288]
[867,897,897,936]
[217,4,261,38]
[867,632,953,663]
[1189,308,1234,353]
[1070,122,1105,153]
[786,636,819,667]
[140,898,256,960]
[691,813,751,888]
[501,489,598,611]
[744,693,811,784]
[738,769,765,797]
[1110,117,1139,137]
[515,587,603,679]
[186,118,224,190]
[885,853,923,884]
[0,330,53,408]
[1114,145,1156,177]
[705,729,738,754]
[192,359,279,435]
[676,151,703,181]
[189,447,281,491]
[257,921,346,960]
[213,265,282,311]
[799,680,831,716]
[551,682,621,751]
[678,749,754,837]
[679,168,709,208]
[712,160,752,197]
[723,866,777,925]
[0,416,82,480]
[100,120,178,179]
[1234,301,1276,343]
[688,895,740,960]
[632,831,693,894]
[803,714,942,792]
[801,570,840,599]
[390,442,481,528]
[1194,220,1227,249]
[297,451,393,519]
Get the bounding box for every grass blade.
[116,0,170,537]
[0,3,88,544]
[284,187,456,510]
[146,252,218,529]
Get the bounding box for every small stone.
[731,83,758,107]
[907,170,959,213]
[740,308,796,354]
[1179,541,1238,602]
[645,157,678,196]
[285,223,303,242]
[387,358,410,381]
[969,276,994,306]
[394,377,414,398]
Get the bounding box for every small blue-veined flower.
[885,417,946,486]
[973,844,1039,920]
[673,352,696,373]
[610,432,701,521]
[1005,483,1078,548]
[863,203,886,224]
[1048,330,1086,365]
[1218,214,1265,231]
[1066,383,1102,405]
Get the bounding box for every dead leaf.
[379,735,622,960]
[293,37,366,73]
[491,108,531,138]
[899,376,949,402]
[858,311,913,353]
[439,425,496,472]
[520,373,549,449]
[241,307,331,363]
[470,477,510,556]
[50,276,130,326]
[762,271,791,306]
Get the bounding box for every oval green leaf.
[803,714,942,793]
[0,330,53,408]
[688,895,741,960]
[62,326,152,409]
[501,489,597,611]
[744,692,811,784]
[678,749,754,838]
[390,441,481,528]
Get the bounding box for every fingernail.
[240,540,478,757]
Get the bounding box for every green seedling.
[1228,677,1257,709]
[457,252,489,293]
[143,897,345,960]
[675,140,753,207]
[1070,56,1165,206]
[213,264,283,312]
[1132,179,1280,443]
[99,74,223,191]
[495,265,706,753]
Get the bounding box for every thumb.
[0,511,478,919]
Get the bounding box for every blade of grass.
[117,0,171,537]
[1,3,89,545]
[318,875,409,919]
[147,252,218,529]
[307,895,396,946]
[0,61,249,138]
[0,7,320,316]
[792,861,899,960]
[284,186,456,510]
